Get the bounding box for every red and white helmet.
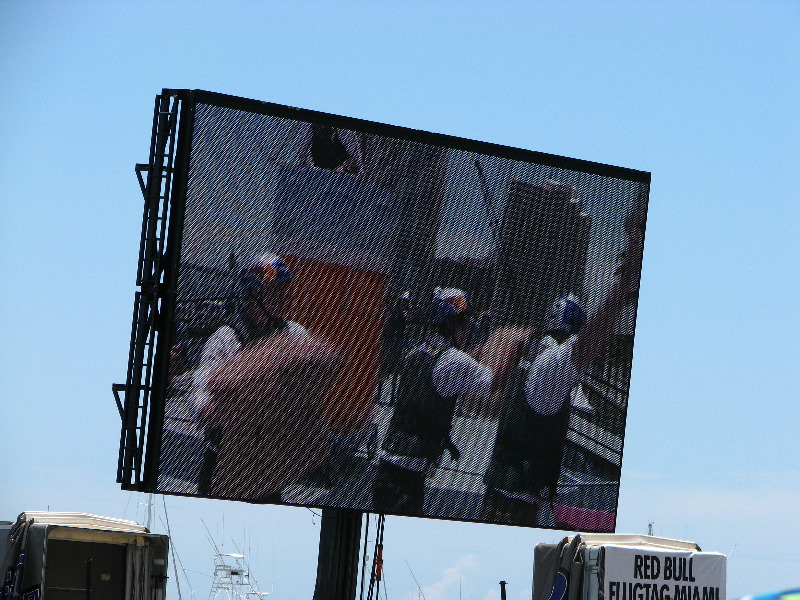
[240,253,292,295]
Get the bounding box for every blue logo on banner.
[547,571,568,600]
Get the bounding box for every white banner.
[603,545,726,600]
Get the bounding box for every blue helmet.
[430,287,471,325]
[543,293,585,335]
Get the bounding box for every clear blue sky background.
[1,2,798,599]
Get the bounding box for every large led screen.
[139,90,650,532]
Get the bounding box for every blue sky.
[1,2,798,599]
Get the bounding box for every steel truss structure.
[116,90,188,488]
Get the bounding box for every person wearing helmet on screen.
[482,292,586,524]
[372,287,523,514]
[194,252,338,500]
[193,253,308,422]
[482,198,646,526]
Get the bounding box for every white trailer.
[533,534,726,600]
[0,512,169,600]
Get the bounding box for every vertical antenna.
[161,497,187,600]
[405,560,426,600]
[359,514,371,600]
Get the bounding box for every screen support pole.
[313,508,363,600]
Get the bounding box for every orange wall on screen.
[284,256,386,433]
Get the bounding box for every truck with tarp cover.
[533,533,727,600]
[0,512,169,600]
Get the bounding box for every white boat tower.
[208,553,269,600]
